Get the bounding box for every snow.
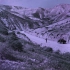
[49,4,70,14]
[11,6,37,17]
[20,31,70,53]
[47,18,70,28]
[1,18,8,27]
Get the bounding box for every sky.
[0,0,70,8]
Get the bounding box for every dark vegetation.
[0,21,8,35]
[58,38,66,44]
[0,35,6,42]
[32,12,40,18]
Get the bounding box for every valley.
[0,4,70,70]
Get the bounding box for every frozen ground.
[19,31,70,53]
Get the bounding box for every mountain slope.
[1,4,70,43]
[1,4,70,32]
[0,4,70,70]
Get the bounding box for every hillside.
[28,4,70,43]
[0,4,70,70]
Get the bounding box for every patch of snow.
[47,18,70,28]
[20,31,70,53]
[1,18,8,27]
[11,6,37,17]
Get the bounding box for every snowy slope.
[19,31,70,53]
[0,4,70,53]
[29,17,70,43]
[1,4,70,31]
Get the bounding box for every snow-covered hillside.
[0,4,70,53]
[16,31,70,53]
[29,17,70,43]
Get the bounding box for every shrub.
[58,39,66,44]
[0,22,8,35]
[10,40,23,52]
[62,52,70,61]
[43,47,53,52]
[55,50,60,54]
[0,35,6,42]
[9,32,18,40]
[32,12,40,18]
[1,47,21,61]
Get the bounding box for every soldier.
[45,38,47,43]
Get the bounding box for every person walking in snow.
[45,38,47,43]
